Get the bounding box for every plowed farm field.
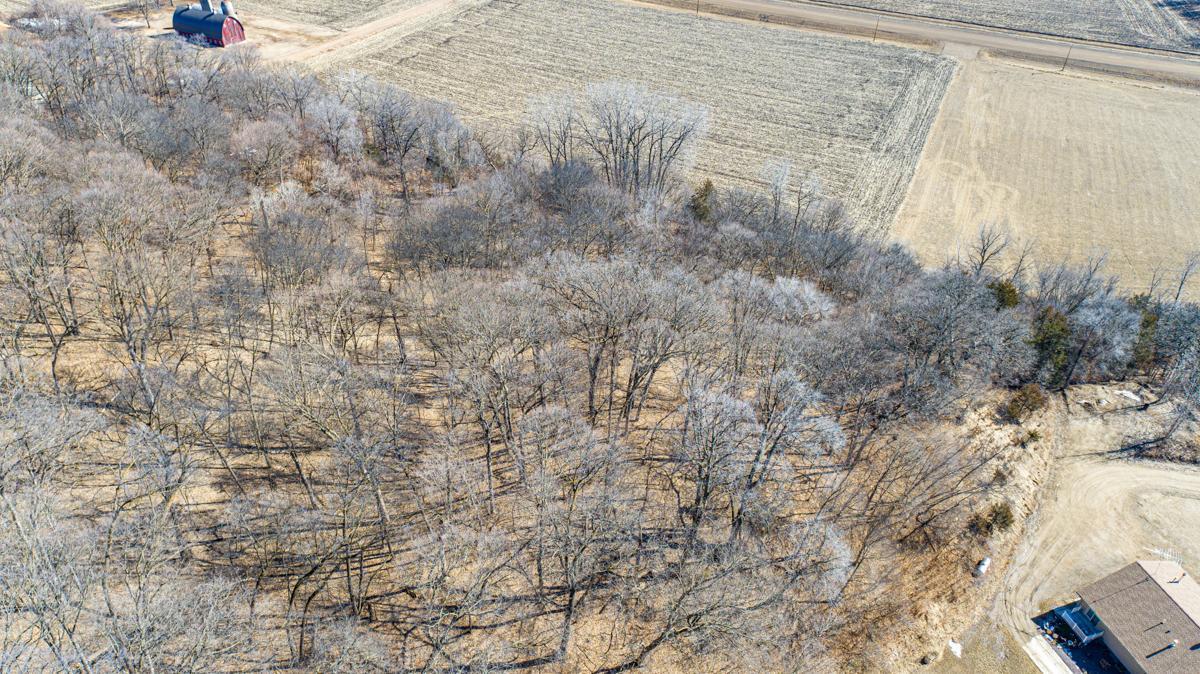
[336,0,956,229]
[893,59,1200,297]
[826,0,1200,53]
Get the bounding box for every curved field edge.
[330,0,957,230]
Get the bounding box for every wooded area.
[1,2,1198,671]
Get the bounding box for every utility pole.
[1060,46,1073,72]
[872,18,880,42]
[696,0,700,16]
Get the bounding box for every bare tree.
[527,93,576,169]
[0,7,1194,671]
[355,84,427,202]
[532,83,708,200]
[130,0,163,29]
[233,116,302,186]
[308,94,364,163]
[0,219,83,391]
[962,222,1010,277]
[309,619,392,673]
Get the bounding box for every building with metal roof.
[172,1,244,47]
[1072,560,1200,674]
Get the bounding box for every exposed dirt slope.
[936,386,1200,672]
[995,389,1200,631]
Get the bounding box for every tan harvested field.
[893,58,1200,297]
[334,0,956,229]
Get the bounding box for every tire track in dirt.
[990,394,1200,656]
[284,0,480,64]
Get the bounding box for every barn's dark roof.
[172,7,239,41]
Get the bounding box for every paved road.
[647,0,1200,83]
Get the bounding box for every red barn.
[173,1,244,47]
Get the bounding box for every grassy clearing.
[336,0,956,229]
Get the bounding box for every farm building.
[172,1,244,47]
[1066,560,1200,674]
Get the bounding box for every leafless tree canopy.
[0,3,1196,672]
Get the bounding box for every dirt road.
[996,413,1200,624]
[643,0,1200,83]
[283,0,475,64]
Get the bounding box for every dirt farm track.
[935,390,1200,673]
